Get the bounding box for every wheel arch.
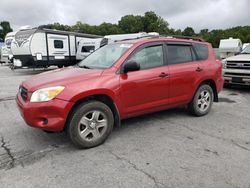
[64,94,121,131]
[196,79,218,102]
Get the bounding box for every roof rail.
[114,34,204,42]
[165,35,204,42]
[114,34,159,42]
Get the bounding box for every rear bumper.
[16,93,74,132]
[223,69,250,85]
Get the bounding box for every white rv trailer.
[76,32,159,60]
[76,38,105,60]
[219,37,242,59]
[11,27,101,68]
[243,43,250,50]
[0,31,16,64]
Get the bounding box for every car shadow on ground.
[224,85,250,94]
[27,107,189,150]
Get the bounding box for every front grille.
[226,61,250,69]
[19,86,28,101]
[224,72,250,77]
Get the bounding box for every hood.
[226,54,250,61]
[22,67,104,92]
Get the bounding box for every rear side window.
[54,40,63,49]
[82,46,95,53]
[193,43,208,60]
[167,45,193,65]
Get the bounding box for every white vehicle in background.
[219,37,242,59]
[0,31,16,64]
[76,38,104,60]
[243,43,250,50]
[222,45,250,86]
[0,40,4,64]
[76,32,159,61]
[11,26,101,69]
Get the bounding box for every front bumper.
[16,93,74,132]
[223,69,250,85]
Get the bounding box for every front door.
[119,43,169,116]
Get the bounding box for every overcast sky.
[0,0,249,32]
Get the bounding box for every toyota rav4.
[16,37,224,148]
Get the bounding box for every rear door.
[166,42,200,105]
[47,34,69,62]
[119,42,170,116]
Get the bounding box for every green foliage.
[200,26,250,47]
[0,21,13,40]
[118,15,144,33]
[182,27,195,36]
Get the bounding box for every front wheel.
[67,101,114,149]
[188,84,214,116]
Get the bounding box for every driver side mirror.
[122,60,140,73]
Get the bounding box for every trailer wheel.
[58,65,63,68]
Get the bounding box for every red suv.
[16,37,224,148]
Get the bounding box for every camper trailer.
[76,32,159,60]
[219,37,242,59]
[11,27,101,68]
[0,31,16,64]
[243,43,250,50]
[76,38,105,60]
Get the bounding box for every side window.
[193,43,209,60]
[167,45,193,65]
[54,40,64,49]
[82,46,95,53]
[127,45,164,70]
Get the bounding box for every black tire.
[188,84,214,116]
[57,65,63,68]
[66,101,114,149]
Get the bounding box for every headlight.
[222,60,227,69]
[30,86,65,102]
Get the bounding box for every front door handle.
[196,67,203,72]
[159,72,169,78]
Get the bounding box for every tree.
[200,29,209,35]
[96,22,122,35]
[0,21,13,39]
[143,11,171,35]
[182,27,195,36]
[118,15,144,33]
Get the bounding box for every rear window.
[193,43,208,60]
[167,45,193,65]
[82,46,95,53]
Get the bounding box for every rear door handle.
[196,67,203,72]
[159,72,169,78]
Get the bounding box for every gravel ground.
[0,65,250,188]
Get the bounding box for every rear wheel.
[67,101,114,149]
[188,84,214,116]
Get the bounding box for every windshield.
[78,43,132,69]
[241,45,250,54]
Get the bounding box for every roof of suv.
[116,36,208,46]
